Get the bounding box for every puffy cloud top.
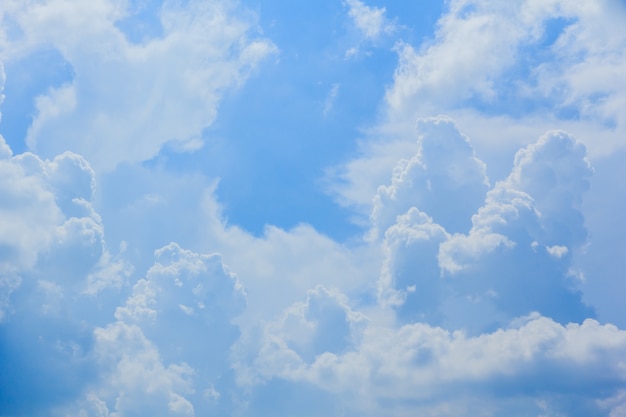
[372,116,489,238]
[372,125,594,333]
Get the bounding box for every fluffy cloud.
[331,0,626,214]
[235,285,367,381]
[371,119,594,333]
[0,137,130,415]
[67,242,247,417]
[2,1,626,415]
[386,0,626,124]
[438,130,594,329]
[0,136,118,320]
[0,146,248,416]
[230,117,623,415]
[371,116,489,237]
[0,0,276,171]
[237,295,626,417]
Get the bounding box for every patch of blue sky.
[377,0,444,45]
[149,0,445,239]
[0,49,74,154]
[0,309,95,415]
[114,0,165,44]
[0,0,446,242]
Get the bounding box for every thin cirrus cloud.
[1,0,626,416]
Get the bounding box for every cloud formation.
[0,0,276,171]
[371,116,489,237]
[230,119,623,416]
[0,136,129,414]
[70,242,247,417]
[386,0,626,124]
[2,1,626,416]
[345,0,395,41]
[242,311,626,417]
[0,140,246,414]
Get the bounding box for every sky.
[1,0,626,416]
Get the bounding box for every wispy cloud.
[323,83,340,118]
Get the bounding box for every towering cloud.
[372,116,489,237]
[373,120,594,333]
[439,130,594,330]
[230,118,626,416]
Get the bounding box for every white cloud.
[344,0,396,58]
[0,0,277,172]
[0,136,129,320]
[377,207,449,318]
[0,138,131,415]
[385,0,626,117]
[237,292,626,416]
[382,0,626,156]
[60,242,248,417]
[2,1,626,415]
[228,120,618,414]
[367,125,593,333]
[371,116,489,238]
[330,0,626,215]
[345,0,395,41]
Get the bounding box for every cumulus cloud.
[371,116,489,237]
[0,143,247,416]
[331,0,626,215]
[370,122,595,333]
[0,137,131,415]
[0,0,277,171]
[386,0,626,120]
[229,117,622,415]
[237,298,626,416]
[378,0,626,166]
[0,108,623,417]
[0,137,125,319]
[438,131,594,327]
[64,242,247,417]
[2,1,626,415]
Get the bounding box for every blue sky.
[2,0,626,416]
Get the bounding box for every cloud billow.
[237,118,622,416]
[1,0,277,171]
[372,116,489,238]
[76,242,247,417]
[374,118,594,332]
[2,0,626,415]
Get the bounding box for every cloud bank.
[1,1,626,416]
